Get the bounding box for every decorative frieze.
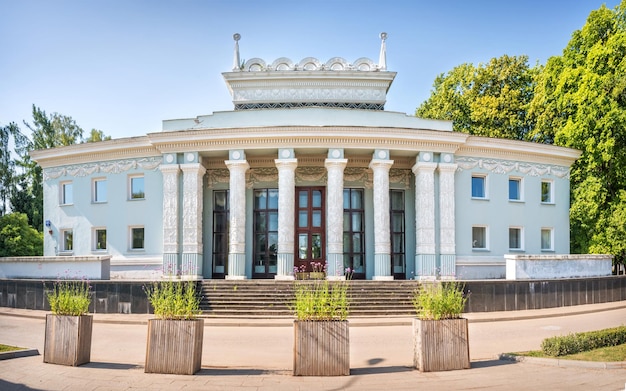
[456,157,569,178]
[44,157,162,180]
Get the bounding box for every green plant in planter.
[144,280,201,320]
[412,281,467,320]
[46,280,91,316]
[293,280,349,321]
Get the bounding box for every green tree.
[0,212,43,256]
[85,128,111,143]
[416,55,539,140]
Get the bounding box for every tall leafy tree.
[85,128,111,143]
[0,212,43,256]
[416,55,539,140]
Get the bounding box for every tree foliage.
[0,212,43,256]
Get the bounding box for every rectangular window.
[541,180,553,203]
[541,228,553,251]
[472,226,487,250]
[509,227,523,250]
[344,188,365,278]
[129,175,145,200]
[94,228,107,250]
[130,227,144,250]
[212,190,229,277]
[471,175,486,198]
[93,178,107,203]
[61,181,73,205]
[509,177,522,201]
[390,190,405,277]
[61,229,73,252]
[253,189,279,276]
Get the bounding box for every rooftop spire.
[232,33,241,71]
[378,32,387,71]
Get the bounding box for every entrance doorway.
[294,187,325,275]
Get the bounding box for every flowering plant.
[144,280,201,320]
[311,262,326,273]
[46,279,91,316]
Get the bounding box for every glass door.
[253,189,279,279]
[294,187,325,277]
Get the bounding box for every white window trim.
[92,177,107,204]
[128,174,145,201]
[60,228,74,254]
[508,176,524,202]
[541,179,555,204]
[541,227,554,252]
[92,227,107,252]
[471,174,489,200]
[129,225,145,251]
[508,226,525,252]
[472,225,489,251]
[60,181,73,206]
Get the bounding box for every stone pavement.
[1,302,625,390]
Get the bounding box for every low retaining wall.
[505,254,613,280]
[0,256,111,280]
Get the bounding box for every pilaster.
[412,154,437,279]
[325,150,347,280]
[225,151,249,280]
[275,151,297,280]
[438,155,458,279]
[160,162,180,277]
[370,151,394,280]
[181,159,206,280]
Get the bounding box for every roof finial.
[378,32,387,71]
[232,33,241,71]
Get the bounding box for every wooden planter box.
[44,314,92,366]
[293,320,349,376]
[145,318,204,375]
[309,272,326,280]
[413,318,470,372]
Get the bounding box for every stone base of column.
[276,252,294,278]
[373,275,394,281]
[374,253,391,278]
[416,254,437,279]
[182,253,203,277]
[180,274,203,281]
[327,276,346,281]
[326,253,344,279]
[275,275,295,281]
[162,253,179,276]
[227,252,246,279]
[440,254,457,279]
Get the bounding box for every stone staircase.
[199,280,419,318]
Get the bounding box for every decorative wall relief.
[456,157,570,178]
[44,157,162,180]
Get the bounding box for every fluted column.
[370,150,394,280]
[412,153,437,279]
[275,150,297,280]
[325,150,347,280]
[438,155,458,279]
[225,151,249,280]
[160,161,180,277]
[181,159,206,280]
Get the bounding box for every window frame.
[60,229,74,253]
[92,178,107,203]
[471,174,488,199]
[508,226,524,251]
[129,175,145,200]
[93,227,107,251]
[508,177,523,202]
[541,227,554,251]
[60,181,73,205]
[541,180,554,204]
[471,225,488,251]
[129,226,145,251]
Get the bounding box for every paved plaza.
[1,302,625,390]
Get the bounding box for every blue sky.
[0,0,621,141]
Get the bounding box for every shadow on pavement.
[198,368,290,376]
[0,379,45,391]
[471,359,517,369]
[83,362,142,370]
[351,365,414,375]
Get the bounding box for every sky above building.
[0,0,621,141]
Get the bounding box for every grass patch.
[0,344,24,353]
[511,343,626,362]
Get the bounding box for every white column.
[412,154,437,279]
[370,151,394,280]
[438,155,458,279]
[181,161,206,280]
[325,151,347,280]
[225,153,249,280]
[275,152,297,280]
[160,162,180,277]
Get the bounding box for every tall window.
[509,227,523,250]
[93,178,107,203]
[212,190,229,277]
[130,227,144,250]
[343,188,365,279]
[471,175,486,198]
[129,175,145,200]
[541,180,553,203]
[61,181,73,205]
[509,177,522,201]
[472,226,487,250]
[541,228,553,251]
[253,189,278,277]
[61,229,73,252]
[94,228,107,250]
[390,190,405,278]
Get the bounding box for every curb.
[499,353,626,370]
[0,348,40,361]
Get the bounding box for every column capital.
[159,164,180,174]
[411,161,438,174]
[274,158,298,170]
[437,162,458,173]
[324,158,348,170]
[180,162,207,174]
[225,159,250,171]
[369,159,394,171]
